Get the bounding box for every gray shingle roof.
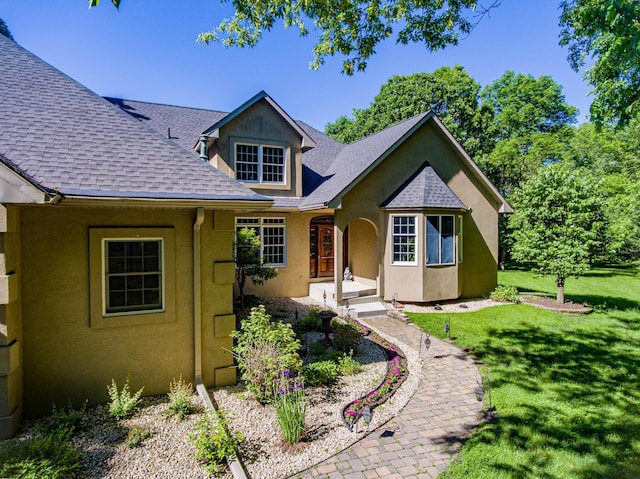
[0,35,266,202]
[299,113,429,209]
[105,98,228,153]
[382,162,467,209]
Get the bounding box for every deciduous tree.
[234,227,278,308]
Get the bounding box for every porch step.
[341,287,377,300]
[347,300,389,319]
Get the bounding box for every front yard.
[409,266,640,478]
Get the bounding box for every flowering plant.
[273,371,305,443]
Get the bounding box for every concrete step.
[347,300,389,319]
[344,294,381,305]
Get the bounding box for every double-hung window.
[391,216,417,265]
[235,143,285,184]
[105,239,163,314]
[426,215,455,265]
[236,218,286,266]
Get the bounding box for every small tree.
[509,163,605,303]
[234,227,278,308]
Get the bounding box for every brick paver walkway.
[292,316,483,479]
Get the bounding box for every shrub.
[125,425,153,448]
[231,305,302,403]
[308,339,328,357]
[0,427,80,479]
[189,411,242,475]
[273,373,306,443]
[166,374,193,420]
[333,321,361,354]
[302,360,339,386]
[490,284,520,303]
[107,376,144,419]
[296,308,321,332]
[338,351,362,376]
[36,401,86,435]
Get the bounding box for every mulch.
[520,295,593,314]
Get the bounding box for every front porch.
[309,281,388,318]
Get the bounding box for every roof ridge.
[346,112,430,147]
[103,97,229,115]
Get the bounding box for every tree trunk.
[556,276,565,304]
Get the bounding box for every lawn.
[407,266,640,479]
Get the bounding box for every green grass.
[408,266,640,479]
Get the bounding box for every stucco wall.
[339,119,500,302]
[212,100,303,197]
[19,205,236,417]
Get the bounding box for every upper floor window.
[391,215,417,265]
[235,143,285,184]
[426,215,455,265]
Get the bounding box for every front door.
[310,217,335,278]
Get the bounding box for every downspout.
[193,208,248,479]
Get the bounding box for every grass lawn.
[407,267,640,479]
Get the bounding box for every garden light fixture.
[475,375,493,416]
[419,331,431,357]
[361,405,372,426]
[443,316,451,338]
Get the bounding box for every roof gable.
[202,91,316,151]
[382,162,467,210]
[0,35,268,204]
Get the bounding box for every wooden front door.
[317,225,334,278]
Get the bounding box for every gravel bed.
[7,297,424,479]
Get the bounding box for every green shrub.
[0,427,80,479]
[490,284,520,303]
[165,374,193,420]
[333,321,361,354]
[107,376,144,419]
[36,401,86,435]
[296,308,321,332]
[302,360,339,386]
[273,374,306,443]
[338,351,362,376]
[231,305,302,403]
[189,411,242,475]
[308,339,328,357]
[125,425,153,448]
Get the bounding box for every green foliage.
[489,284,520,303]
[302,360,340,386]
[325,66,494,158]
[509,163,605,302]
[231,305,302,402]
[125,425,153,448]
[196,0,482,75]
[107,376,144,419]
[332,321,361,354]
[0,427,80,479]
[295,308,321,332]
[165,374,193,420]
[308,339,328,357]
[560,0,640,126]
[273,374,306,443]
[35,401,86,435]
[234,227,278,308]
[337,350,363,376]
[189,411,242,475]
[0,18,14,41]
[409,267,640,478]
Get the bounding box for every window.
[458,215,463,263]
[236,217,286,266]
[89,228,175,328]
[391,216,417,265]
[104,240,163,314]
[426,215,455,265]
[235,143,285,184]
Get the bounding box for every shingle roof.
[299,113,430,209]
[382,162,467,209]
[0,35,266,202]
[105,98,227,153]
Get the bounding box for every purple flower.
[282,370,291,377]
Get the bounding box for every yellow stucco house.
[0,36,510,438]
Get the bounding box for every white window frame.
[102,238,165,317]
[235,217,287,267]
[391,215,418,265]
[234,142,286,185]
[426,215,456,266]
[458,215,463,263]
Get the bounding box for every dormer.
[200,91,315,197]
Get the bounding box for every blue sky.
[2,0,591,130]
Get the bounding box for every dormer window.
[235,142,285,184]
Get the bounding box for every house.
[0,35,510,438]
